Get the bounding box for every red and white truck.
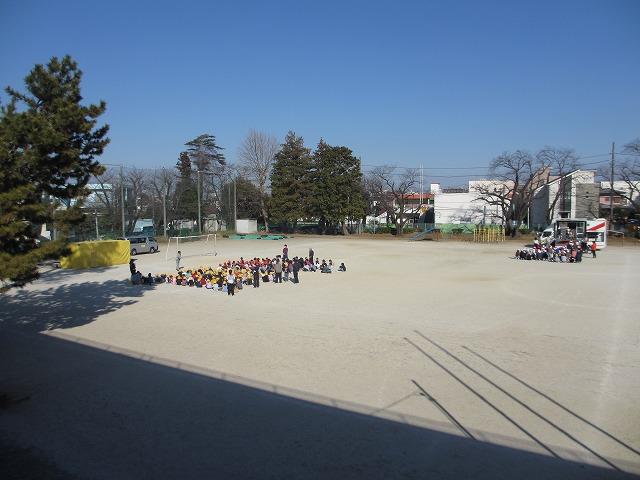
[540,218,607,249]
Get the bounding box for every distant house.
[365,192,433,227]
[599,180,640,209]
[599,188,627,209]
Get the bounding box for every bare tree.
[619,139,640,213]
[123,167,149,234]
[238,130,278,232]
[91,168,118,226]
[473,151,549,236]
[535,147,582,224]
[150,168,176,233]
[368,166,418,236]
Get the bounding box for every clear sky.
[1,0,639,184]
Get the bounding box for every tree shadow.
[0,280,154,333]
[35,265,116,284]
[1,331,638,479]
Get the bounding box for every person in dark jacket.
[292,257,300,283]
[252,266,260,288]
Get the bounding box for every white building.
[432,181,505,225]
[530,170,597,228]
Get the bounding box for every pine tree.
[0,56,109,290]
[269,131,313,230]
[310,140,365,234]
[174,151,197,221]
[185,134,225,171]
[176,151,193,179]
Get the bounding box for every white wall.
[434,192,484,224]
[433,180,505,225]
[236,219,258,234]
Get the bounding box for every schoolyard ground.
[1,236,639,479]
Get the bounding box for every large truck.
[540,218,607,249]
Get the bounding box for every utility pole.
[94,210,99,240]
[227,180,231,231]
[162,192,167,238]
[120,165,126,237]
[197,169,202,234]
[233,177,237,231]
[419,164,423,206]
[610,142,615,228]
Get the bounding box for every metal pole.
[419,164,423,206]
[197,170,202,234]
[227,180,231,231]
[233,177,237,231]
[162,192,167,238]
[609,142,615,228]
[94,210,99,240]
[120,165,126,237]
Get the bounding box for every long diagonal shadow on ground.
[462,345,640,458]
[404,336,559,458]
[1,331,638,480]
[413,330,630,473]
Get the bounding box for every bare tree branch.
[238,130,278,231]
[473,150,549,235]
[367,166,418,235]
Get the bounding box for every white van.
[126,236,159,255]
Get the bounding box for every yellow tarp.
[60,240,130,269]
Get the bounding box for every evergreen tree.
[185,134,225,171]
[176,151,193,179]
[174,151,197,221]
[269,131,313,230]
[310,139,365,234]
[0,56,109,290]
[220,176,262,221]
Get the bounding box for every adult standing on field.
[309,247,314,264]
[175,250,182,271]
[292,257,300,284]
[283,244,289,260]
[274,257,283,283]
[227,269,235,296]
[252,265,260,288]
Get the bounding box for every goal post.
[165,234,217,261]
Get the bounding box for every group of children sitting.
[515,239,596,263]
[130,254,347,294]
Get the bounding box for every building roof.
[599,188,625,196]
[402,193,433,200]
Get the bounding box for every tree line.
[2,55,640,289]
[89,130,367,237]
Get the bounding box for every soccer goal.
[165,234,217,261]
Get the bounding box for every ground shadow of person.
[0,280,155,333]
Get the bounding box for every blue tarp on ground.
[229,234,288,240]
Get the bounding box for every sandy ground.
[1,236,639,479]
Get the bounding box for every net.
[165,234,217,261]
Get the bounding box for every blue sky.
[1,0,638,183]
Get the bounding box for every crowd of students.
[130,245,347,294]
[515,238,598,263]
